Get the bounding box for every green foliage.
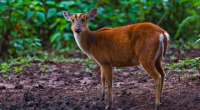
[170,55,177,62]
[0,63,8,72]
[113,67,123,72]
[0,0,200,58]
[136,71,146,76]
[0,1,42,57]
[167,56,200,74]
[175,14,199,39]
[13,66,23,73]
[0,55,40,74]
[83,68,91,73]
[40,63,50,72]
[174,0,200,40]
[194,35,200,44]
[92,73,96,76]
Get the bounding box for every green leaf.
[56,42,62,49]
[14,43,24,50]
[59,1,75,8]
[49,22,57,29]
[27,11,34,18]
[35,42,41,46]
[32,1,39,5]
[11,31,17,37]
[46,1,55,5]
[16,39,23,44]
[0,0,7,3]
[175,14,198,39]
[36,12,45,22]
[63,33,72,40]
[34,38,41,41]
[9,0,15,4]
[194,38,200,44]
[47,8,56,18]
[50,33,61,43]
[17,10,25,16]
[0,20,3,25]
[50,18,61,29]
[128,13,136,21]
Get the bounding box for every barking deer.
[62,8,170,110]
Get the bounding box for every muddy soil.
[0,48,200,110]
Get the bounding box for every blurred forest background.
[0,0,199,61]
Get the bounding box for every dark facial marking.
[75,14,77,20]
[79,14,83,19]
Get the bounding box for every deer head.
[62,8,98,34]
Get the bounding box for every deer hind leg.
[155,55,165,104]
[139,57,162,110]
[101,64,113,109]
[100,67,105,100]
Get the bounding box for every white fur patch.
[155,33,164,61]
[74,33,100,65]
[161,39,164,59]
[74,33,84,52]
[164,32,170,41]
[159,34,164,42]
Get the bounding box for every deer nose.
[75,28,81,33]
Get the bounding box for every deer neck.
[73,28,95,56]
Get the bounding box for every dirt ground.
[0,48,200,110]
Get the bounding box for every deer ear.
[62,11,72,21]
[86,8,98,21]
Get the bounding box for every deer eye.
[82,19,85,23]
[72,19,74,22]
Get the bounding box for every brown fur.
[64,12,170,110]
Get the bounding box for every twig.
[157,12,168,25]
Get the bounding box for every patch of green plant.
[165,72,169,77]
[13,66,23,73]
[0,63,9,72]
[183,73,199,80]
[92,73,96,76]
[113,68,123,72]
[194,35,200,44]
[170,55,177,62]
[42,74,49,78]
[16,73,21,78]
[0,55,42,78]
[78,59,84,65]
[189,74,199,80]
[65,58,81,62]
[40,63,50,73]
[40,67,46,72]
[83,68,91,73]
[166,56,200,75]
[6,77,11,81]
[2,74,8,78]
[1,0,200,58]
[86,58,96,68]
[173,74,178,77]
[136,71,146,76]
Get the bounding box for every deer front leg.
[101,65,113,109]
[100,67,105,100]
